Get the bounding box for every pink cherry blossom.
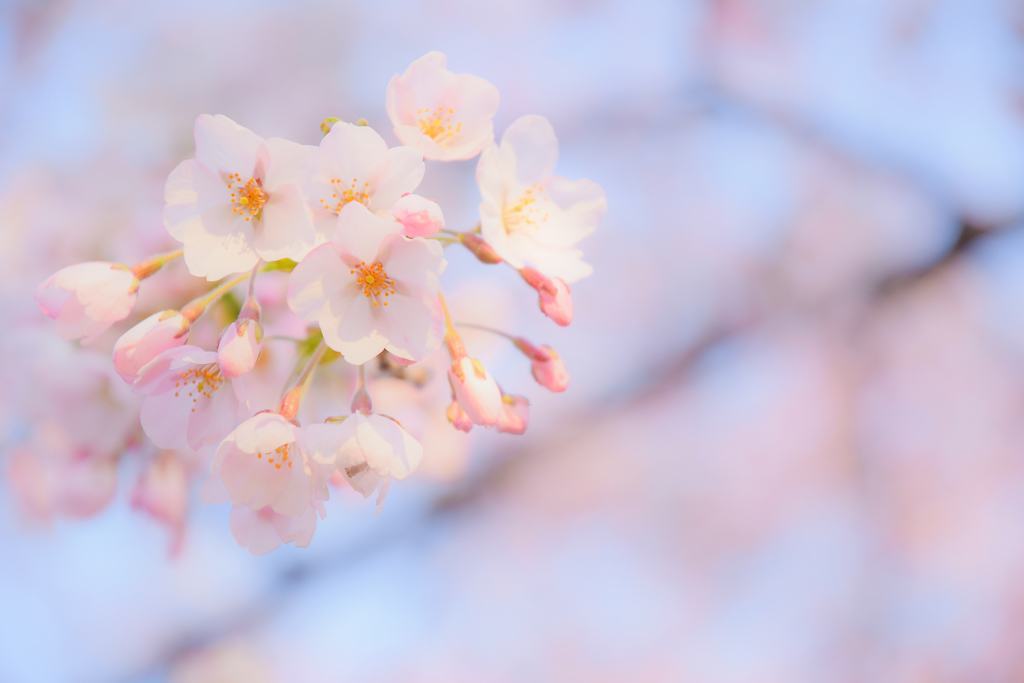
[133,345,244,450]
[35,262,139,343]
[391,193,444,237]
[287,201,447,365]
[217,319,263,378]
[446,398,473,432]
[131,451,188,554]
[529,345,570,392]
[113,310,190,383]
[164,114,316,280]
[448,356,502,427]
[521,267,573,326]
[477,115,606,282]
[207,412,328,517]
[229,503,318,555]
[308,121,424,242]
[6,439,118,521]
[496,394,529,435]
[386,51,500,161]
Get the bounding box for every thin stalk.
[130,249,184,280]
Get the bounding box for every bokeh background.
[4,0,1024,680]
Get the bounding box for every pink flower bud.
[497,394,529,434]
[459,233,503,264]
[217,319,263,378]
[392,193,445,237]
[446,399,474,432]
[520,267,573,326]
[113,310,190,383]
[530,345,569,392]
[447,356,502,427]
[35,262,139,343]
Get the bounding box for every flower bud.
[530,345,569,392]
[35,262,139,343]
[217,319,263,378]
[446,399,474,432]
[496,394,529,434]
[113,310,190,383]
[520,267,573,326]
[447,357,502,427]
[460,233,503,264]
[392,193,445,237]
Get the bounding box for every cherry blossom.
[386,51,500,161]
[131,451,189,554]
[164,114,316,280]
[35,262,138,343]
[113,310,190,383]
[496,394,529,435]
[391,193,444,237]
[307,121,424,241]
[448,356,502,427]
[217,319,263,378]
[287,201,447,365]
[133,346,244,450]
[477,115,606,282]
[206,412,329,518]
[306,413,423,483]
[526,344,570,392]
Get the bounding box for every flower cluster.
[31,52,605,554]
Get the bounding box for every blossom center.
[227,173,267,222]
[256,443,293,470]
[417,107,462,142]
[350,261,395,307]
[502,184,549,233]
[320,178,371,213]
[173,363,225,413]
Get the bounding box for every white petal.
[501,115,559,185]
[194,114,263,175]
[256,184,315,262]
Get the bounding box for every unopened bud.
[530,345,569,392]
[496,394,529,434]
[447,357,502,427]
[446,399,473,432]
[113,310,190,383]
[520,268,572,326]
[460,233,503,264]
[217,319,263,378]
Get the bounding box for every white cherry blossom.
[287,202,446,365]
[164,114,316,280]
[386,51,500,161]
[477,115,607,282]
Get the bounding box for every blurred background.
[4,0,1024,680]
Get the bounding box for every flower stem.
[130,249,184,280]
[438,292,466,360]
[279,340,327,420]
[179,272,250,322]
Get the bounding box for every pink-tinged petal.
[270,451,314,516]
[380,233,446,298]
[501,115,558,185]
[344,466,379,499]
[163,159,230,241]
[287,242,350,322]
[134,345,219,395]
[479,199,523,268]
[387,52,454,125]
[475,142,513,207]
[391,194,444,237]
[193,114,263,175]
[446,399,473,432]
[217,320,262,378]
[382,293,433,362]
[140,390,191,449]
[448,357,503,427]
[187,378,241,450]
[55,295,106,342]
[36,262,139,342]
[255,183,315,262]
[537,276,573,326]
[35,283,72,320]
[131,452,188,554]
[229,505,284,555]
[220,444,290,511]
[76,266,138,322]
[332,201,401,264]
[260,138,314,191]
[273,505,317,548]
[233,413,296,453]
[530,176,606,249]
[509,233,593,283]
[317,122,390,187]
[113,311,191,383]
[322,295,389,365]
[305,420,361,467]
[372,146,425,210]
[56,456,119,518]
[364,414,423,480]
[182,205,260,281]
